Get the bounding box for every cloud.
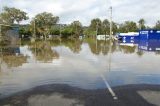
[1,0,160,26]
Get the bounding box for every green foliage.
[83,28,96,37]
[61,26,73,38]
[118,21,138,33]
[70,21,83,37]
[50,26,60,35]
[0,7,29,24]
[31,12,59,38]
[138,18,146,30]
[19,25,32,38]
[85,18,118,36]
[154,20,160,30]
[102,19,110,35]
[90,18,102,35]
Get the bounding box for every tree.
[31,12,59,39]
[0,7,29,24]
[70,21,83,38]
[118,21,138,33]
[154,20,160,30]
[138,19,146,30]
[61,26,73,38]
[102,19,110,35]
[19,25,32,38]
[89,18,102,35]
[112,22,118,34]
[50,25,60,35]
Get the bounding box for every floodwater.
[0,39,160,106]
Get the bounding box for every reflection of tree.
[3,55,27,68]
[1,47,27,68]
[119,45,136,54]
[29,41,59,62]
[136,50,144,57]
[86,39,117,55]
[62,39,82,53]
[155,51,160,55]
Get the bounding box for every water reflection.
[0,47,27,68]
[85,39,117,55]
[29,41,59,62]
[119,39,160,54]
[0,39,160,99]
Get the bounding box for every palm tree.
[138,19,146,30]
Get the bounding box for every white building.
[97,35,110,40]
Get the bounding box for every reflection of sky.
[0,43,160,98]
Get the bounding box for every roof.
[119,32,139,36]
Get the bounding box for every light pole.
[109,6,113,40]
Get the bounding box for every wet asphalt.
[0,84,160,106]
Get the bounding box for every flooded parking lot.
[0,39,160,106]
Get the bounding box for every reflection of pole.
[108,40,112,72]
[59,24,62,45]
[0,47,2,71]
[96,22,98,53]
[0,25,2,41]
[109,6,113,71]
[109,6,112,40]
[35,43,37,63]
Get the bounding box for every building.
[139,30,160,40]
[97,35,110,40]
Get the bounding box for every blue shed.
[118,32,139,43]
[139,30,160,40]
[138,40,160,52]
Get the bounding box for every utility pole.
[109,6,113,40]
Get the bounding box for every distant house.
[97,35,110,40]
[4,26,20,45]
[79,34,85,40]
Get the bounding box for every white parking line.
[101,75,118,100]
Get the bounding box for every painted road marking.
[101,75,118,100]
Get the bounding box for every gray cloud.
[0,0,160,26]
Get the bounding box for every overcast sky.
[0,0,160,26]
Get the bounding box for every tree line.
[1,7,160,39]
